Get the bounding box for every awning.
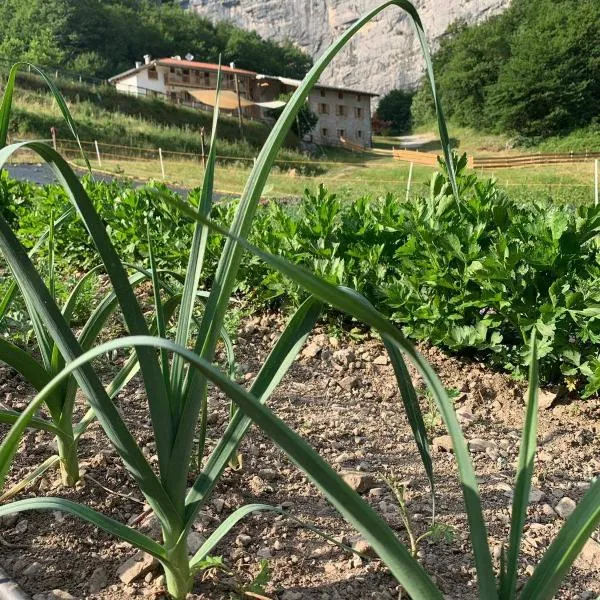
[188,89,286,110]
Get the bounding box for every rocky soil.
[1,312,599,599]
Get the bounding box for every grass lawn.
[62,150,597,206]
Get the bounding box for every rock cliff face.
[189,0,510,99]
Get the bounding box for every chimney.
[143,54,151,65]
[135,61,142,69]
[229,62,236,69]
[185,53,194,61]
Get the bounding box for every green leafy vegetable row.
[5,155,600,394]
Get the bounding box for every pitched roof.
[157,58,256,76]
[108,58,256,83]
[256,74,378,97]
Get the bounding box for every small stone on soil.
[302,342,321,358]
[468,438,494,452]
[116,551,158,584]
[555,496,577,519]
[339,375,359,390]
[432,435,453,452]
[88,566,108,593]
[187,531,206,555]
[236,534,252,547]
[23,561,42,577]
[341,471,377,493]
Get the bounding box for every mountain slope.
[189,0,510,98]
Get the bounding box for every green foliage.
[376,89,414,134]
[268,92,319,139]
[8,160,600,395]
[0,0,599,593]
[0,0,312,80]
[412,0,600,138]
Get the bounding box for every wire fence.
[41,136,598,203]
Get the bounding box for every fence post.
[595,158,599,207]
[94,140,102,167]
[50,127,57,151]
[159,148,165,179]
[406,162,413,203]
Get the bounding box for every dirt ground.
[1,312,599,599]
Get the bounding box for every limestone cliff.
[189,0,510,99]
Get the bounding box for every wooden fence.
[339,136,367,153]
[392,148,600,169]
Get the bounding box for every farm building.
[108,56,377,148]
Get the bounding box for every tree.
[375,89,413,134]
[268,92,318,139]
[486,0,600,136]
[0,0,313,81]
[408,0,600,138]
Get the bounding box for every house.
[109,56,378,147]
[108,55,260,118]
[255,74,378,148]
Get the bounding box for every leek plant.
[0,2,598,600]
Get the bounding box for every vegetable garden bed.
[1,313,599,599]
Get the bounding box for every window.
[335,104,346,117]
[337,129,345,138]
[320,89,326,97]
[354,107,363,118]
[148,66,158,80]
[338,91,343,99]
[357,130,363,138]
[357,94,362,102]
[322,128,328,137]
[318,103,329,114]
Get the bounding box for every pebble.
[432,435,453,453]
[258,468,280,481]
[334,452,354,464]
[341,471,377,494]
[339,375,359,390]
[353,538,377,558]
[46,592,76,600]
[539,390,558,410]
[302,342,321,358]
[236,534,252,547]
[213,498,225,513]
[256,546,272,558]
[116,551,158,584]
[469,438,494,452]
[14,519,28,534]
[373,355,388,365]
[555,496,577,519]
[23,561,42,577]
[88,566,108,593]
[529,487,545,503]
[187,531,206,555]
[456,407,476,424]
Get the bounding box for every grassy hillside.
[3,71,318,170]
